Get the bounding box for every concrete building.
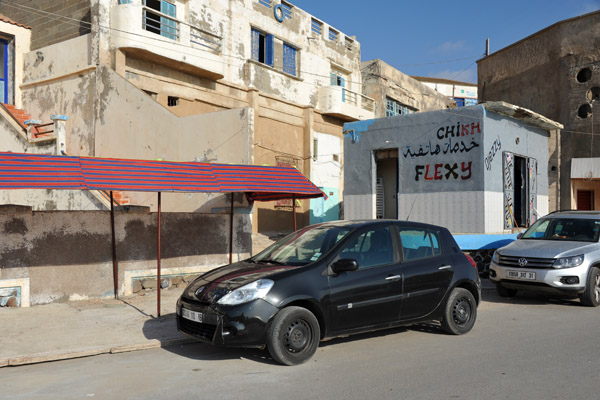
[477,10,600,211]
[412,76,478,107]
[343,102,562,234]
[0,0,375,233]
[361,59,455,118]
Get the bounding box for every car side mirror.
[331,258,359,273]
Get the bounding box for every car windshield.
[251,225,352,266]
[521,217,600,242]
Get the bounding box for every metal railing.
[341,87,375,112]
[141,6,222,52]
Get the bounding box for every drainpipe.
[51,114,69,155]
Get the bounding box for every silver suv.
[489,211,600,306]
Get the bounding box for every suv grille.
[498,255,555,269]
[179,316,217,341]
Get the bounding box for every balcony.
[317,86,375,121]
[111,2,224,80]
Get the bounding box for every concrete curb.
[0,337,197,368]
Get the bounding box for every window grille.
[258,0,272,7]
[328,28,338,42]
[345,36,354,51]
[283,43,297,76]
[311,18,322,35]
[280,1,293,19]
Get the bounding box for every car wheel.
[579,266,600,307]
[267,306,320,366]
[496,284,517,298]
[441,288,477,335]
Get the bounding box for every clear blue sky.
[293,0,600,83]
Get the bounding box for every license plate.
[182,308,203,323]
[508,270,536,280]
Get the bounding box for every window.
[258,0,272,7]
[167,96,179,107]
[330,71,345,87]
[385,97,415,117]
[328,28,338,42]
[399,229,440,261]
[118,0,132,4]
[251,28,274,66]
[0,39,7,104]
[311,18,323,35]
[143,0,177,40]
[345,36,354,51]
[338,227,394,269]
[280,1,293,19]
[283,43,297,76]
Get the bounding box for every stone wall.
[0,205,252,306]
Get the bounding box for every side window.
[400,229,438,261]
[251,28,274,66]
[337,227,394,269]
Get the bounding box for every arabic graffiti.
[403,121,482,159]
[403,138,480,159]
[484,137,501,171]
[414,161,472,181]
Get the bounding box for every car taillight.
[465,254,477,269]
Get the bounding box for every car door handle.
[385,275,401,281]
[439,265,452,270]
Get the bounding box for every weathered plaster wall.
[0,20,31,108]
[0,208,251,305]
[0,0,91,51]
[477,11,600,209]
[361,60,454,117]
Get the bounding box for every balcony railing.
[318,85,375,121]
[342,88,375,112]
[139,6,222,52]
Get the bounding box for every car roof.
[311,219,448,231]
[544,210,600,219]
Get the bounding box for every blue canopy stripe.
[0,152,326,201]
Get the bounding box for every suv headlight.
[217,279,274,305]
[492,251,500,264]
[553,255,584,269]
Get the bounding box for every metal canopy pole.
[292,194,297,231]
[229,193,234,264]
[110,191,118,299]
[157,192,162,317]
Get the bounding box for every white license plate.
[182,308,203,323]
[508,270,536,280]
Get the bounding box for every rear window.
[399,229,442,261]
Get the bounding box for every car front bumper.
[489,261,588,295]
[176,296,280,347]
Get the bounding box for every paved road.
[2,289,599,400]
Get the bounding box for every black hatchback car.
[177,220,480,365]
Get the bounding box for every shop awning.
[0,152,325,201]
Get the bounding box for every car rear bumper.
[176,296,279,347]
[489,261,587,295]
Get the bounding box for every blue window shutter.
[251,29,259,61]
[339,77,345,88]
[160,1,175,17]
[0,39,7,104]
[265,34,274,66]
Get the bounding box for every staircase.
[2,104,54,139]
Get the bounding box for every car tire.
[579,266,600,307]
[496,284,517,298]
[267,306,320,366]
[441,288,477,335]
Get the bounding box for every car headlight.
[492,251,500,264]
[553,255,584,268]
[217,279,274,305]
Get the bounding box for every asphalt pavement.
[0,279,497,368]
